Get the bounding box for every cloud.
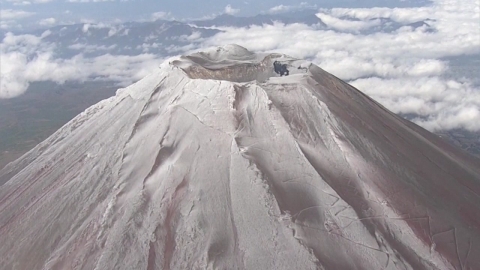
[79,22,127,34]
[0,9,36,29]
[68,43,117,52]
[178,31,202,42]
[268,5,290,14]
[6,1,31,5]
[0,32,164,99]
[39,17,56,26]
[0,53,162,98]
[350,77,480,131]
[0,9,35,20]
[224,5,239,15]
[5,0,53,5]
[151,11,174,21]
[326,7,432,24]
[1,32,45,53]
[198,0,480,131]
[268,2,316,14]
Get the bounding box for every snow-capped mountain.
[1,45,480,269]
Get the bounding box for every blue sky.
[2,0,430,30]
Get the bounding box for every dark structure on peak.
[273,61,289,76]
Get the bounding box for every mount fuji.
[1,45,480,270]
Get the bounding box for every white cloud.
[1,32,45,53]
[39,17,56,26]
[5,0,53,5]
[1,9,36,29]
[68,43,117,52]
[268,5,290,14]
[0,51,164,98]
[0,9,35,20]
[178,31,202,42]
[79,22,126,34]
[327,7,432,24]
[350,77,480,131]
[268,2,316,14]
[224,4,239,15]
[75,23,128,37]
[151,11,174,21]
[8,1,31,5]
[0,32,164,99]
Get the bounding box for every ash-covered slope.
[1,45,480,270]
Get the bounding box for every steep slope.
[1,45,480,270]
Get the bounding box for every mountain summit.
[1,45,480,269]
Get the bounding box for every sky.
[1,0,480,132]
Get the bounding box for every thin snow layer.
[1,45,480,270]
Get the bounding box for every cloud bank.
[0,32,164,99]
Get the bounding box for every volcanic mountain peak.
[1,45,480,270]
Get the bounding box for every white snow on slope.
[1,45,480,270]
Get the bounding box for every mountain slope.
[1,45,479,270]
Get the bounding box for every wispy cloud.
[151,11,174,21]
[0,9,35,20]
[326,7,432,24]
[5,0,53,5]
[224,4,239,15]
[0,9,36,29]
[268,2,316,14]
